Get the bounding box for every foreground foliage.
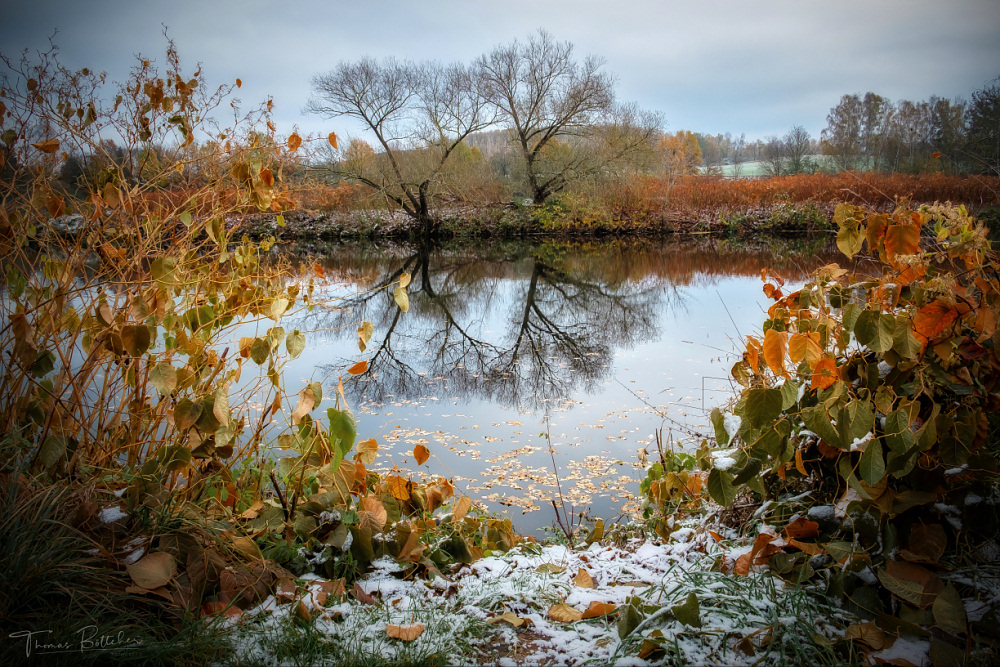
[707,201,1000,663]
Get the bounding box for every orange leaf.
[581,601,617,619]
[784,517,820,539]
[735,533,776,575]
[866,213,888,251]
[328,132,338,149]
[745,337,761,373]
[32,138,60,153]
[314,263,326,279]
[413,444,429,465]
[259,168,274,187]
[884,223,921,261]
[762,329,787,377]
[359,497,387,533]
[287,132,302,151]
[348,360,368,375]
[236,78,242,88]
[811,357,838,390]
[452,496,472,522]
[352,582,377,604]
[794,449,808,476]
[913,300,958,348]
[787,537,824,556]
[386,623,424,641]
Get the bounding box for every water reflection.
[283,235,842,531]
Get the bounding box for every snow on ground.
[225,526,852,666]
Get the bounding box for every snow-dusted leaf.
[386,623,424,641]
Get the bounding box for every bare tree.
[476,30,624,204]
[730,133,747,178]
[308,58,494,234]
[761,135,785,177]
[783,125,813,174]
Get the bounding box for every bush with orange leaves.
[705,201,999,659]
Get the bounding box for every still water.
[276,235,840,533]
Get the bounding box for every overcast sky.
[3,0,998,144]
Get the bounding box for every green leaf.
[151,257,177,284]
[780,378,799,410]
[250,338,269,365]
[858,439,885,486]
[671,592,702,628]
[707,468,737,507]
[174,398,203,431]
[841,302,862,334]
[39,434,68,468]
[179,211,192,227]
[854,311,895,353]
[327,408,357,457]
[149,363,177,395]
[618,600,643,640]
[892,318,921,359]
[393,285,409,313]
[710,408,730,446]
[286,330,306,359]
[732,457,763,486]
[30,349,56,377]
[744,388,783,429]
[932,584,967,637]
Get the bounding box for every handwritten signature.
[8,626,144,658]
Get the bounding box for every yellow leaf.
[386,475,410,500]
[547,603,583,623]
[573,568,594,589]
[357,438,378,465]
[788,332,822,368]
[126,552,177,590]
[414,444,429,465]
[487,611,527,627]
[386,623,424,641]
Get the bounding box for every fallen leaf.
[352,582,377,605]
[386,623,424,641]
[573,568,595,589]
[127,552,177,589]
[548,603,583,623]
[487,611,527,627]
[581,601,617,619]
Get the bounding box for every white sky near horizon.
[2,0,998,146]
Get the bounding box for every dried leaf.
[386,623,424,641]
[573,568,595,589]
[287,133,302,151]
[352,582,377,604]
[356,438,378,465]
[548,603,583,623]
[452,496,472,522]
[784,517,820,539]
[581,601,617,619]
[328,132,338,149]
[127,552,178,589]
[386,475,410,500]
[811,357,839,390]
[358,497,387,533]
[348,360,368,375]
[913,300,958,348]
[414,444,429,465]
[878,560,944,608]
[487,611,527,627]
[33,138,60,153]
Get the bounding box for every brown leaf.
[784,517,820,540]
[452,496,472,523]
[386,623,424,641]
[879,560,944,608]
[359,497,387,533]
[348,360,368,375]
[32,138,60,153]
[735,533,776,576]
[290,387,316,425]
[127,552,178,589]
[287,133,302,151]
[573,568,595,589]
[328,132,338,149]
[352,582,377,605]
[547,603,583,623]
[913,300,958,348]
[581,601,617,619]
[276,578,298,602]
[900,523,947,564]
[845,620,892,650]
[413,444,429,465]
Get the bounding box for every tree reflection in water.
[301,240,670,412]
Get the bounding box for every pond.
[273,235,842,534]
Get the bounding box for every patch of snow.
[98,506,128,523]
